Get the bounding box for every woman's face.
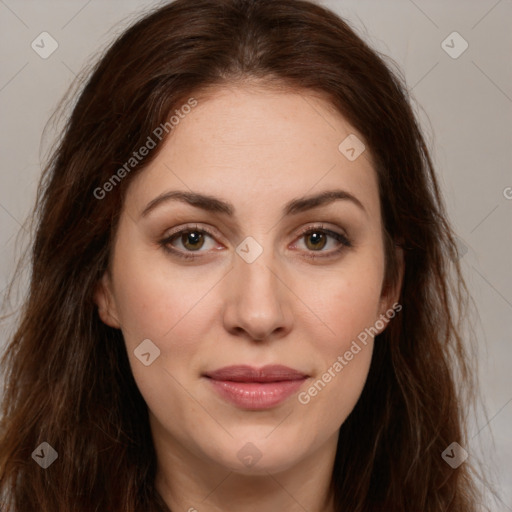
[95,84,401,476]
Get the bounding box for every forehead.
[125,84,380,220]
[171,84,371,168]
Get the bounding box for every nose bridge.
[238,250,278,302]
[222,236,291,340]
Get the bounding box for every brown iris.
[304,231,327,251]
[181,231,205,251]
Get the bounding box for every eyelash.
[159,223,353,261]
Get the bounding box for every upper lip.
[204,365,308,382]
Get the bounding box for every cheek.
[298,345,373,437]
[295,281,379,432]
[292,257,383,425]
[297,255,384,351]
[110,262,209,424]
[109,250,225,410]
[111,253,220,347]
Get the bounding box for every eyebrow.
[140,188,367,218]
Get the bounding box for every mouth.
[203,365,309,410]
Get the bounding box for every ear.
[377,243,405,327]
[93,272,121,329]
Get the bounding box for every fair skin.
[95,83,403,512]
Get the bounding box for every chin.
[204,433,311,476]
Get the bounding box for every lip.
[203,365,308,410]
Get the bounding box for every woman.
[0,0,485,510]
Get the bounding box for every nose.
[222,249,293,342]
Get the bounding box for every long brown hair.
[0,0,485,510]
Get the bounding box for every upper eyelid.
[163,223,220,241]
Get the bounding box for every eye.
[292,224,352,259]
[159,224,220,260]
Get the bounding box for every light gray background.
[1,0,511,509]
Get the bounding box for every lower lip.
[206,378,307,410]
